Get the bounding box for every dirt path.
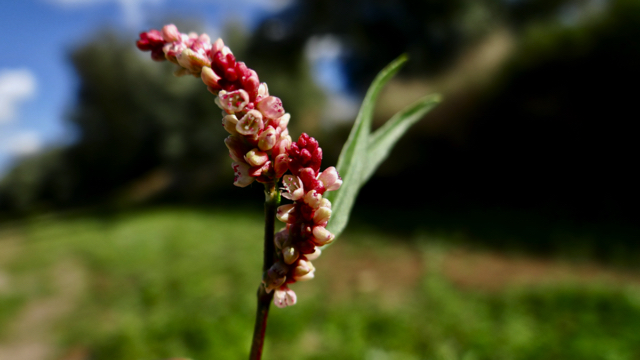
[442,247,640,291]
[320,240,640,305]
[0,232,86,360]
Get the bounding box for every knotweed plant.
[137,24,440,360]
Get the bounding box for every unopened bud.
[282,246,299,265]
[224,135,247,163]
[312,226,335,246]
[201,66,221,88]
[236,110,264,136]
[222,115,238,134]
[274,287,297,308]
[258,83,269,98]
[244,148,269,167]
[272,135,292,158]
[258,127,277,151]
[303,190,323,209]
[198,33,211,44]
[313,207,331,225]
[248,161,270,177]
[276,204,296,223]
[318,166,342,192]
[274,154,289,178]
[305,247,322,261]
[293,260,315,281]
[278,113,290,132]
[161,24,181,42]
[319,198,332,209]
[212,38,224,54]
[176,48,210,74]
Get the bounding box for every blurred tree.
[242,0,639,250]
[0,34,230,214]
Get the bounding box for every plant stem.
[249,182,280,360]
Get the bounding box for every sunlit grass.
[1,208,640,360]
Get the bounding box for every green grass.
[1,208,640,360]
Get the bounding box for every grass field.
[1,208,640,360]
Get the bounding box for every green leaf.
[362,93,442,183]
[325,54,409,238]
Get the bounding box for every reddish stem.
[249,183,280,360]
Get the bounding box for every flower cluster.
[137,24,291,187]
[265,134,342,308]
[137,25,342,308]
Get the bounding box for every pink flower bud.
[256,96,285,119]
[299,167,321,192]
[258,127,277,151]
[293,260,315,281]
[278,113,290,132]
[231,162,255,187]
[212,38,224,54]
[274,154,289,178]
[162,24,181,42]
[224,135,248,163]
[274,287,297,308]
[258,83,269,98]
[222,114,238,135]
[219,89,249,113]
[272,135,292,158]
[312,226,335,246]
[249,161,270,177]
[318,166,342,192]
[282,175,304,201]
[201,66,221,88]
[313,207,331,225]
[276,204,296,223]
[304,190,323,209]
[305,247,322,261]
[242,74,260,99]
[163,42,186,63]
[236,110,264,135]
[198,33,211,44]
[137,29,167,61]
[319,198,332,209]
[244,148,269,167]
[282,246,299,265]
[176,48,210,73]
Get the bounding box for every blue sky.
[0,0,300,175]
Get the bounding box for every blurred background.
[1,0,639,359]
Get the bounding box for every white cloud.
[0,69,37,124]
[1,132,42,156]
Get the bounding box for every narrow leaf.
[362,93,442,182]
[325,54,409,238]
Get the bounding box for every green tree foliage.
[0,35,230,213]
